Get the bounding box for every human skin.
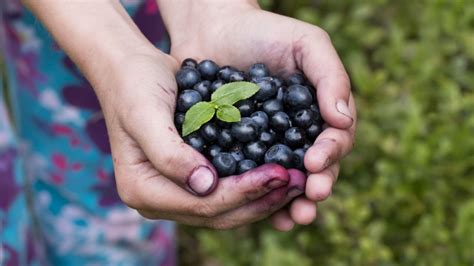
[157,0,357,230]
[21,0,356,230]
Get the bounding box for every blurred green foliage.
[179,0,474,265]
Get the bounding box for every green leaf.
[182,102,215,136]
[216,105,241,123]
[211,81,260,106]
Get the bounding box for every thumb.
[126,103,218,196]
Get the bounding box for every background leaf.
[182,102,215,136]
[216,105,241,122]
[211,82,260,106]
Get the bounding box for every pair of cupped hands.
[96,1,356,231]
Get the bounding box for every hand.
[93,50,306,229]
[160,0,357,230]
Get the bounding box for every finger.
[203,168,306,229]
[305,163,339,202]
[131,164,290,217]
[289,197,317,225]
[269,209,295,232]
[304,123,354,173]
[294,31,354,129]
[124,95,219,196]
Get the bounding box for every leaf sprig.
[182,82,260,136]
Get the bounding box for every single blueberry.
[229,71,247,82]
[292,109,314,128]
[235,99,256,117]
[292,148,306,171]
[306,123,323,141]
[259,131,276,146]
[243,141,267,163]
[284,84,313,110]
[212,152,237,177]
[231,117,259,143]
[206,144,223,158]
[217,129,234,148]
[262,99,284,116]
[248,63,270,79]
[250,111,269,132]
[184,133,206,152]
[237,159,258,174]
[217,66,238,82]
[181,58,198,68]
[174,113,185,132]
[193,80,211,101]
[286,72,306,86]
[264,144,294,168]
[199,122,219,143]
[197,59,219,80]
[270,111,291,132]
[284,127,306,148]
[210,79,226,93]
[254,77,277,101]
[176,67,201,90]
[177,90,202,112]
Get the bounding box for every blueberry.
[235,99,256,117]
[310,104,322,122]
[264,144,294,168]
[215,118,232,129]
[206,144,222,158]
[276,87,285,101]
[262,99,283,116]
[212,152,237,177]
[292,109,314,128]
[229,71,247,82]
[259,131,276,146]
[284,84,313,110]
[306,123,323,141]
[271,111,291,132]
[284,127,306,148]
[237,159,257,174]
[199,122,219,143]
[197,59,219,80]
[231,117,259,143]
[177,90,202,112]
[193,80,211,101]
[176,67,201,90]
[292,148,306,171]
[248,63,270,79]
[250,111,269,132]
[254,77,277,101]
[184,133,206,152]
[217,129,233,148]
[217,66,238,82]
[181,58,198,68]
[286,72,306,85]
[174,113,185,131]
[229,144,246,162]
[210,79,226,93]
[243,141,267,163]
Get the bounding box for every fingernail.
[188,166,216,196]
[265,179,287,189]
[287,188,304,198]
[336,100,353,120]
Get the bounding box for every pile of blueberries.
[174,58,324,177]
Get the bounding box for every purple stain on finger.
[287,169,307,192]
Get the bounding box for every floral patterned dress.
[0,0,175,265]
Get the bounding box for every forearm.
[22,0,155,87]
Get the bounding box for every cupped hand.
[93,50,305,229]
[166,1,357,230]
